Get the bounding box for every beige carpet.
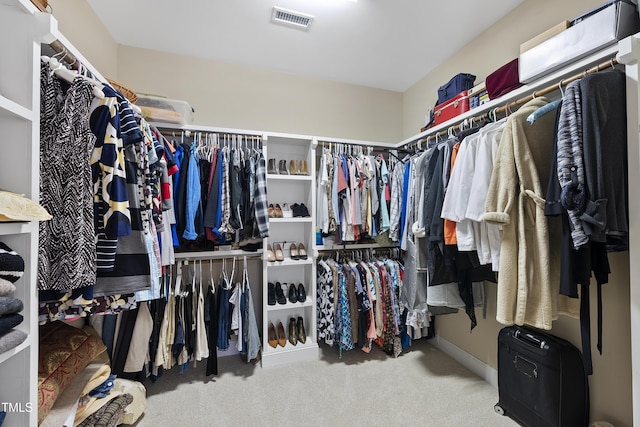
[132,338,518,426]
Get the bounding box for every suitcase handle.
[513,329,547,350]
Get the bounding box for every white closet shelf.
[0,221,37,236]
[0,335,32,365]
[269,217,313,223]
[174,249,263,261]
[266,297,314,312]
[0,95,33,121]
[267,258,313,267]
[267,174,313,181]
[397,43,620,147]
[262,339,318,355]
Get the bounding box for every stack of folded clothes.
[0,242,26,354]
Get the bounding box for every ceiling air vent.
[271,6,314,31]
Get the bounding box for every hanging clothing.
[38,63,97,291]
[484,97,579,330]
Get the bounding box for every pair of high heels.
[288,316,307,346]
[267,317,306,348]
[267,159,309,175]
[290,243,308,260]
[267,321,287,348]
[268,203,283,218]
[266,243,284,262]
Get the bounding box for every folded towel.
[0,279,16,296]
[0,297,22,316]
[0,242,24,283]
[0,329,27,354]
[0,313,23,336]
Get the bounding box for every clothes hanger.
[41,55,105,99]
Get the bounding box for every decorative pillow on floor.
[38,321,106,424]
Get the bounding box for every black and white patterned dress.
[38,63,97,290]
[316,260,335,345]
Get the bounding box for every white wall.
[48,0,118,79]
[116,45,402,142]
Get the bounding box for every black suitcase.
[495,325,589,427]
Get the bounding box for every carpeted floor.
[132,338,518,426]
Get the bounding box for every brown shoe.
[276,321,287,347]
[290,159,299,175]
[268,203,275,218]
[299,160,309,175]
[274,204,283,218]
[268,322,278,348]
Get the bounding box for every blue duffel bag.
[437,73,476,105]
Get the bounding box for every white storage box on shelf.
[134,94,195,126]
[519,0,640,83]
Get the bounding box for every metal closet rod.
[407,55,619,148]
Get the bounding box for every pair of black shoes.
[291,203,310,217]
[288,283,306,303]
[267,282,287,305]
[288,316,306,346]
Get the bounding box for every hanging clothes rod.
[404,55,619,148]
[174,250,263,261]
[46,39,80,70]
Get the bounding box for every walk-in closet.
[1,0,640,426]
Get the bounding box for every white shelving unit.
[0,1,47,425]
[261,134,319,368]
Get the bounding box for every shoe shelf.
[262,134,319,368]
[269,217,313,223]
[267,257,313,267]
[266,174,313,181]
[267,297,314,312]
[263,339,317,354]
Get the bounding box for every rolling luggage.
[495,325,589,427]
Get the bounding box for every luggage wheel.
[494,403,505,416]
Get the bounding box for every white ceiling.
[87,0,523,92]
